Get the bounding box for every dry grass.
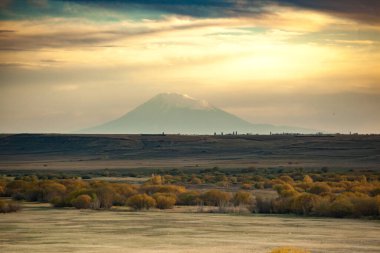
[1,202,380,253]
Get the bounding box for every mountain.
[81,93,315,134]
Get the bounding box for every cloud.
[27,0,49,8]
[57,0,380,25]
[0,17,236,51]
[279,0,380,25]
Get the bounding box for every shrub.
[309,182,331,195]
[95,185,115,209]
[279,175,294,184]
[190,176,202,185]
[303,175,313,184]
[0,199,21,213]
[270,247,310,253]
[241,183,252,190]
[0,185,5,196]
[347,193,379,217]
[329,196,354,218]
[233,191,254,206]
[177,191,202,205]
[71,194,92,209]
[254,182,264,189]
[40,181,67,202]
[153,193,176,209]
[291,193,321,215]
[370,187,380,196]
[112,183,137,197]
[201,190,231,206]
[127,194,156,210]
[255,196,272,213]
[151,175,164,185]
[313,196,332,216]
[141,185,186,195]
[274,183,296,197]
[272,197,293,213]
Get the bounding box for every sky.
[0,0,379,133]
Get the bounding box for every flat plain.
[0,134,379,171]
[1,202,380,253]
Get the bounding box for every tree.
[127,194,156,210]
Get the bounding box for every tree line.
[1,173,380,218]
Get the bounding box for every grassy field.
[1,203,379,253]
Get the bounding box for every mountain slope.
[81,93,315,134]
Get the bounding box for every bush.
[151,175,163,185]
[291,193,321,215]
[141,185,186,195]
[309,182,331,195]
[329,196,354,218]
[233,191,254,206]
[279,175,294,184]
[272,197,293,213]
[190,176,202,184]
[201,190,231,206]
[153,193,176,209]
[270,247,310,253]
[94,185,115,209]
[127,194,156,210]
[303,175,313,184]
[274,183,297,197]
[241,183,252,190]
[0,199,21,213]
[255,196,272,213]
[177,191,202,205]
[313,196,332,216]
[71,194,92,209]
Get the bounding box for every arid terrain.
[1,202,379,253]
[1,134,379,171]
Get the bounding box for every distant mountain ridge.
[81,93,316,134]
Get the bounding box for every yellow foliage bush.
[127,194,156,210]
[153,193,176,209]
[270,247,310,253]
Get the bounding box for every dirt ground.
[1,202,379,253]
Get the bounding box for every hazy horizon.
[1,1,380,134]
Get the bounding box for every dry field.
[1,134,380,171]
[1,202,379,253]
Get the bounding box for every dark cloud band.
[58,0,380,24]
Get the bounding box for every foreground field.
[1,203,379,253]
